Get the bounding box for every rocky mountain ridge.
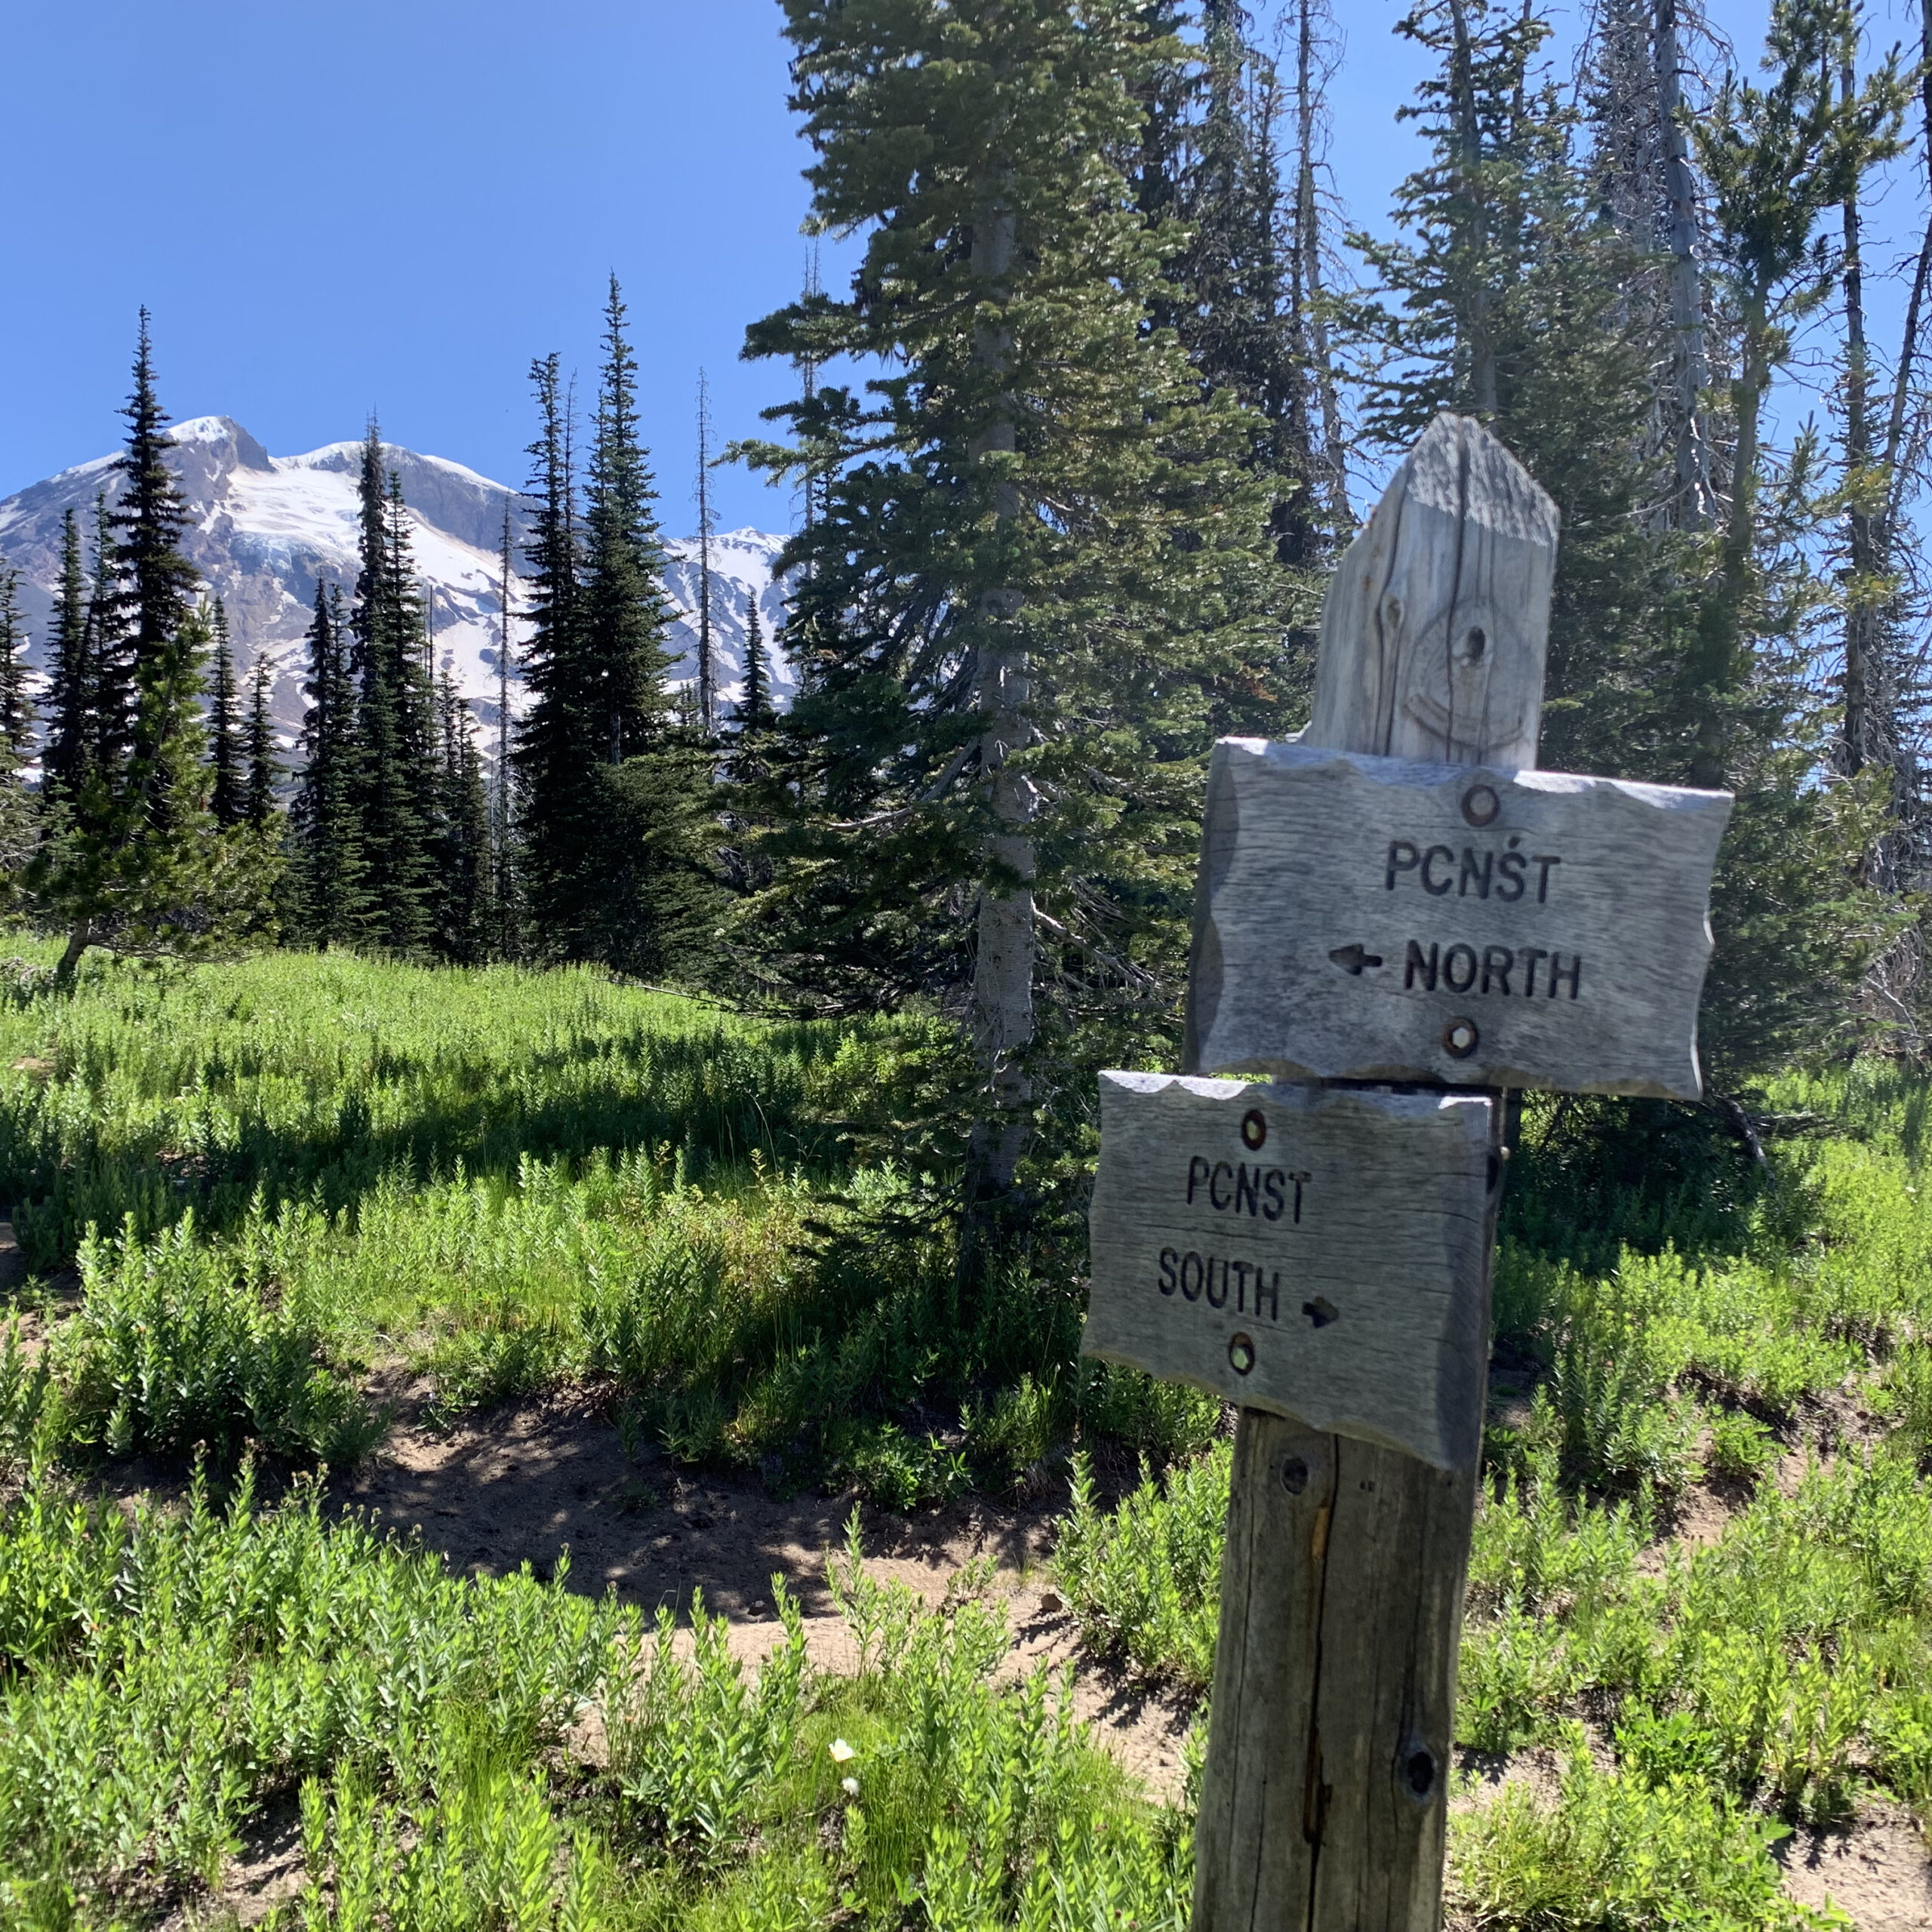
[0,416,792,746]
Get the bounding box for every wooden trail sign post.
[1081,415,1731,1929]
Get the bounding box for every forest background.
[4,0,1930,1192]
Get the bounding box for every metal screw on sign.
[1460,783,1500,827]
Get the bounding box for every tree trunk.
[55,922,92,986]
[1449,0,1497,418]
[967,189,1035,1201]
[1296,0,1350,524]
[1657,0,1715,529]
[1840,54,1879,793]
[1692,284,1767,792]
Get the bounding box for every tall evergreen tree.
[743,0,1276,1203]
[1353,0,1897,1075]
[1830,0,1932,1025]
[492,509,522,959]
[31,319,277,977]
[512,354,588,952]
[736,595,772,736]
[1690,0,1905,792]
[0,573,32,762]
[82,493,128,795]
[389,479,444,905]
[434,671,493,962]
[516,285,719,976]
[291,583,368,944]
[42,507,91,801]
[1355,0,1681,783]
[0,571,36,881]
[347,424,438,951]
[208,600,244,826]
[246,654,278,829]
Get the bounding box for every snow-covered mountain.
[0,416,793,746]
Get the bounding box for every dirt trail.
[340,1390,1198,1801]
[1779,1804,1932,1932]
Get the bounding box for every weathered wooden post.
[1081,415,1733,1928]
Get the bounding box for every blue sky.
[0,0,1920,536]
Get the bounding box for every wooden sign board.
[1083,1072,1495,1471]
[1184,738,1733,1100]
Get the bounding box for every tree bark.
[967,186,1036,1201]
[56,921,92,986]
[1840,55,1879,794]
[1657,0,1715,530]
[1295,0,1350,524]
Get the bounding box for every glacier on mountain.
[0,417,793,750]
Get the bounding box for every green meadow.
[0,943,1925,1927]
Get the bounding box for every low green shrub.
[267,1513,1191,1932]
[0,1463,627,1919]
[57,1212,377,1466]
[1054,1447,1229,1693]
[1449,1736,1847,1931]
[1706,1407,1779,1483]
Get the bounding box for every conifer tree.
[31,318,277,977]
[743,0,1276,1201]
[347,424,437,951]
[389,481,444,904]
[42,508,91,801]
[0,573,32,762]
[208,600,244,826]
[512,354,586,953]
[1690,0,1906,791]
[1353,0,1897,1075]
[1354,0,1678,782]
[737,595,772,736]
[1830,0,1932,1026]
[246,655,278,829]
[492,510,522,959]
[291,583,368,944]
[0,571,36,881]
[434,671,493,962]
[516,285,718,975]
[85,486,132,802]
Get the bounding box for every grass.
[5,942,1932,1923]
[0,941,1201,1498]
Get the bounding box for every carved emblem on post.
[1081,415,1732,1930]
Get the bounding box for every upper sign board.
[1083,1072,1496,1470]
[1184,739,1733,1100]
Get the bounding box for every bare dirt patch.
[340,1391,1058,1621]
[1779,1801,1932,1932]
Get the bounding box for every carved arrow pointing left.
[1327,943,1383,976]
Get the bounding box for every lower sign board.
[1184,738,1733,1099]
[1082,1072,1495,1471]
